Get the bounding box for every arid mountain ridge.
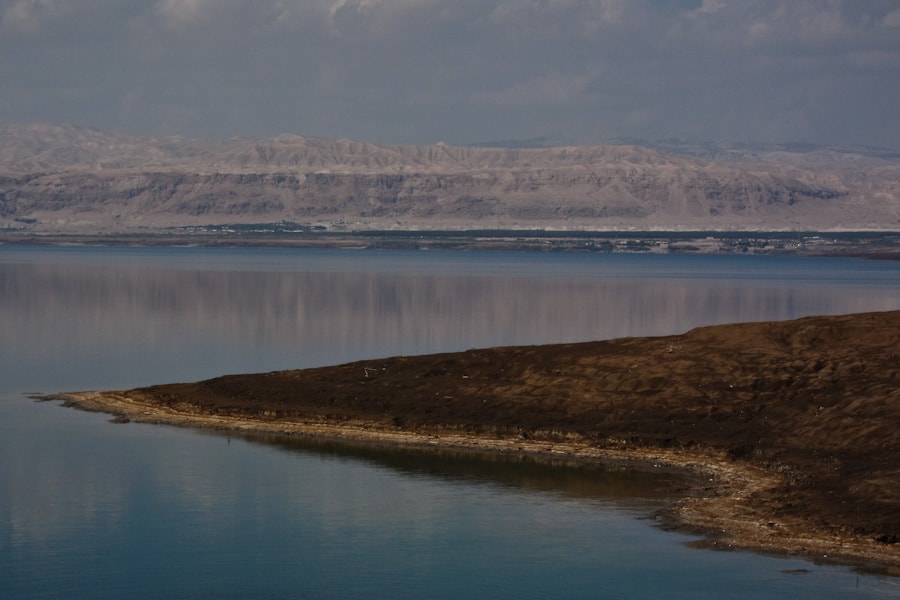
[2,123,899,233]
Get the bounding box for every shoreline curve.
[50,310,900,574]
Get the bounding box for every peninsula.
[58,311,900,573]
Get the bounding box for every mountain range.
[2,123,899,233]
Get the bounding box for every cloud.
[0,0,105,34]
[0,0,898,147]
[156,0,211,28]
[885,7,900,28]
[2,0,62,32]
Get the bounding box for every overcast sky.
[1,0,899,148]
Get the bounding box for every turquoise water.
[2,246,899,598]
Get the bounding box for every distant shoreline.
[4,229,900,259]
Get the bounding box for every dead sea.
[7,246,900,597]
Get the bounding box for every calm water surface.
[2,246,899,599]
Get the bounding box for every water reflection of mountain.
[3,256,899,386]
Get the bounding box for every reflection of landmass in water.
[234,428,687,503]
[2,258,900,385]
[0,395,679,555]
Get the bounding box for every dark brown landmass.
[60,311,900,572]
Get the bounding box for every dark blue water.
[2,246,899,599]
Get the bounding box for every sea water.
[2,246,899,599]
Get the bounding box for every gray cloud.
[1,0,898,147]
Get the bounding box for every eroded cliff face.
[2,124,898,232]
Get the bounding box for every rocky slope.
[2,123,900,233]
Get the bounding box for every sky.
[1,0,899,148]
